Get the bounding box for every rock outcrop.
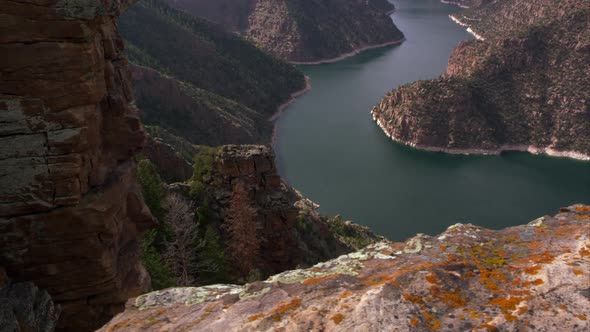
[101,205,590,331]
[372,0,590,160]
[191,145,381,280]
[0,1,155,330]
[163,0,404,63]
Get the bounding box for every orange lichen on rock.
[527,251,556,265]
[246,297,301,323]
[331,313,345,325]
[430,288,467,308]
[488,296,525,321]
[423,310,441,330]
[575,206,590,212]
[403,293,423,304]
[425,273,439,284]
[339,291,352,299]
[572,269,583,275]
[247,313,265,323]
[303,274,340,285]
[275,298,302,314]
[523,265,542,275]
[478,323,499,331]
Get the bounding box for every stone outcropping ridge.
[163,0,404,63]
[101,205,590,331]
[0,1,155,330]
[163,144,381,283]
[372,0,590,160]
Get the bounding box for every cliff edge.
[0,1,154,330]
[101,205,590,331]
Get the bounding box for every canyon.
[0,0,588,331]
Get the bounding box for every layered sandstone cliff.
[164,0,404,63]
[101,205,590,331]
[372,0,590,160]
[0,1,154,330]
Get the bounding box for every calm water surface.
[274,0,590,241]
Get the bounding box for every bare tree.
[223,182,261,278]
[163,193,197,286]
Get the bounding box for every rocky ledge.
[101,205,590,331]
[189,144,381,280]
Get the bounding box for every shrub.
[189,146,219,201]
[140,229,174,290]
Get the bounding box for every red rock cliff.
[0,1,155,330]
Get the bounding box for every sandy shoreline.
[372,114,590,161]
[290,38,405,65]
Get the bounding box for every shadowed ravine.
[273,0,590,241]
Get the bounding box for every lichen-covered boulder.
[100,205,590,331]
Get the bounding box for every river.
[273,0,590,241]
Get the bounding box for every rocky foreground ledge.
[101,205,590,331]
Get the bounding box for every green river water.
[274,0,590,241]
